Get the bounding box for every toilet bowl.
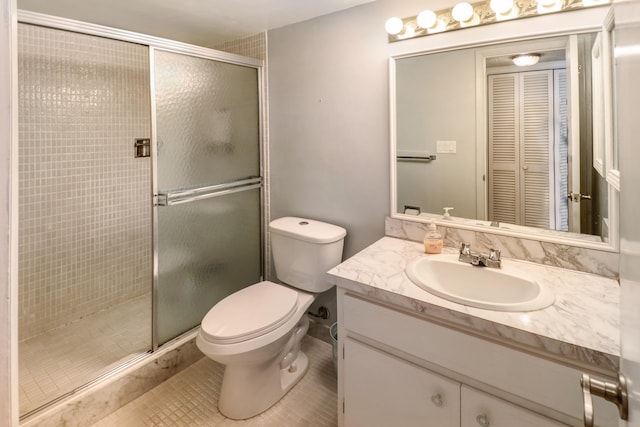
[196,217,346,420]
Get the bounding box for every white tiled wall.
[17,24,152,341]
[214,32,266,60]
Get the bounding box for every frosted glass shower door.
[154,49,262,345]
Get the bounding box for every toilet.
[196,216,346,420]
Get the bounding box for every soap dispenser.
[424,220,443,254]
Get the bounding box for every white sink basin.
[405,254,555,312]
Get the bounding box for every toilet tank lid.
[269,217,346,244]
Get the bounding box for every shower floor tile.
[19,295,151,415]
[91,336,337,427]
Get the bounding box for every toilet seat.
[200,281,299,344]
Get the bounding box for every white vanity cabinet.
[337,289,618,427]
[344,338,460,426]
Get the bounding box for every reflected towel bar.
[397,155,436,162]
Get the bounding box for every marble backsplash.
[385,216,619,279]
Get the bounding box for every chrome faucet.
[458,243,502,268]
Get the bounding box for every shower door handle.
[156,177,262,206]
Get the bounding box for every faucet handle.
[459,242,471,255]
[489,248,501,261]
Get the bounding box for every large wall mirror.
[390,7,618,251]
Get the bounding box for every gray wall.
[268,3,394,260]
[267,1,404,325]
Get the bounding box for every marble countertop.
[327,236,620,373]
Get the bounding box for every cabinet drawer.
[342,293,617,426]
[344,338,460,427]
[461,385,569,427]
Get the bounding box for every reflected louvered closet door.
[489,74,519,224]
[489,71,555,228]
[521,71,554,229]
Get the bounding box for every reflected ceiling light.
[512,53,541,66]
[452,2,474,22]
[417,10,437,29]
[385,17,404,35]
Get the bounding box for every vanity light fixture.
[385,0,611,42]
[512,53,541,66]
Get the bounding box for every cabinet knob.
[476,414,490,427]
[430,393,443,407]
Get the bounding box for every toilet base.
[281,351,309,396]
[218,350,310,420]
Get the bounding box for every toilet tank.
[269,217,346,293]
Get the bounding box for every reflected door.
[153,49,262,345]
[488,70,559,229]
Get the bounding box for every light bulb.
[452,2,474,22]
[385,17,404,35]
[537,0,562,13]
[417,10,437,29]
[490,0,514,15]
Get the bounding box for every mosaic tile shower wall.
[214,32,266,60]
[18,24,152,341]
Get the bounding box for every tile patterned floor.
[19,295,151,415]
[92,337,337,427]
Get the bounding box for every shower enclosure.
[17,14,264,418]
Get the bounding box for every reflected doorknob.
[580,373,628,427]
[522,165,529,170]
[568,192,593,203]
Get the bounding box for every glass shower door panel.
[154,49,263,345]
[157,188,261,345]
[154,50,260,191]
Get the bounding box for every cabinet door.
[344,338,460,427]
[461,385,569,427]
